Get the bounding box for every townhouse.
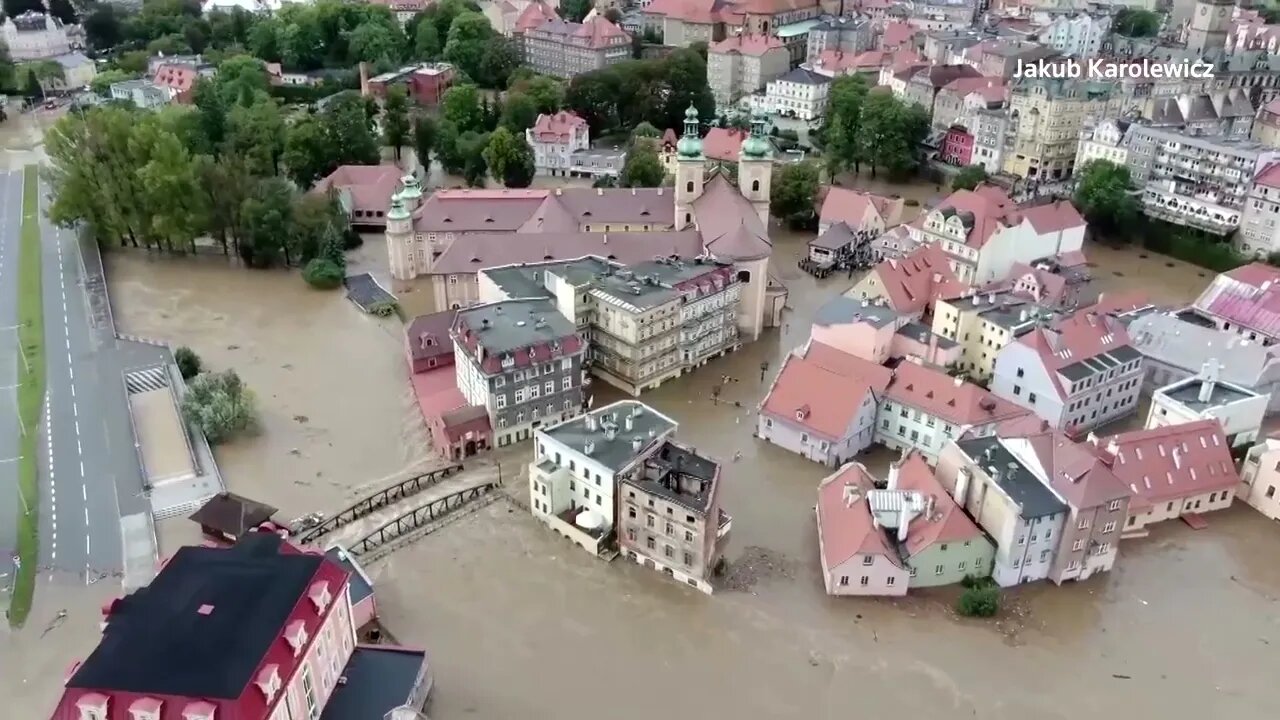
[991,308,1144,433]
[756,66,831,121]
[983,257,1094,310]
[1091,419,1239,534]
[1236,161,1280,258]
[1191,263,1280,345]
[845,244,968,317]
[526,111,591,177]
[815,452,994,596]
[874,357,1031,462]
[1041,11,1110,58]
[707,33,790,110]
[1003,76,1120,181]
[931,289,1059,382]
[1254,98,1280,148]
[1075,118,1132,172]
[1239,437,1280,520]
[1145,362,1268,448]
[818,187,904,236]
[529,400,679,556]
[810,296,957,366]
[906,184,1086,285]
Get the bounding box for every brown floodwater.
[8,177,1278,719]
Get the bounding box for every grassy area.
[8,164,44,628]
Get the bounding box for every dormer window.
[285,619,309,655]
[501,353,515,368]
[256,664,282,702]
[129,697,163,720]
[77,693,109,720]
[308,581,332,612]
[182,700,216,720]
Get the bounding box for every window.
[544,381,554,396]
[628,507,636,518]
[1077,518,1089,530]
[496,395,507,409]
[646,536,655,549]
[563,376,572,391]
[1040,549,1050,562]
[934,564,944,575]
[1016,535,1025,545]
[665,522,673,535]
[302,668,320,719]
[958,560,966,571]
[664,545,673,558]
[626,528,635,541]
[886,576,896,586]
[862,555,873,566]
[1029,392,1037,405]
[1016,367,1024,378]
[859,576,869,586]
[683,551,693,566]
[1101,521,1116,533]
[1072,539,1084,551]
[1013,384,1022,395]
[646,515,654,528]
[1108,499,1122,511]
[839,575,849,586]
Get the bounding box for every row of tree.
[822,75,931,181]
[564,47,716,138]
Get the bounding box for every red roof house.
[1192,262,1280,344]
[815,462,910,596]
[311,164,403,228]
[152,63,198,103]
[851,244,968,316]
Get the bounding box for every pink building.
[815,462,911,596]
[811,296,960,366]
[847,244,969,318]
[405,310,456,375]
[818,186,905,235]
[1091,419,1239,533]
[941,125,974,166]
[311,164,403,228]
[1191,263,1280,346]
[51,533,431,720]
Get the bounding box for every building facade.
[707,33,790,110]
[522,16,632,79]
[526,111,591,176]
[1236,162,1280,258]
[1074,119,1131,172]
[2,11,71,61]
[1191,263,1280,345]
[1042,12,1110,58]
[1004,77,1119,180]
[1239,438,1280,520]
[932,290,1057,381]
[758,66,831,121]
[1145,364,1268,448]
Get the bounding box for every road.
[0,170,21,567]
[36,181,166,581]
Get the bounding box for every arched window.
[752,180,760,192]
[686,181,694,193]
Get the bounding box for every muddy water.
[92,199,1280,720]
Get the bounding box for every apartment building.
[1237,162,1280,257]
[896,63,985,117]
[1004,77,1119,180]
[1146,365,1267,448]
[708,33,790,110]
[874,357,1030,461]
[805,14,874,63]
[643,0,823,47]
[50,533,431,720]
[815,453,994,596]
[1253,98,1280,149]
[962,39,1058,80]
[1092,419,1239,533]
[452,299,589,447]
[968,107,1010,174]
[617,438,731,592]
[991,309,1144,433]
[1041,12,1110,58]
[1126,311,1280,414]
[1124,125,1280,235]
[757,66,831,121]
[906,184,1086,285]
[931,290,1058,381]
[526,111,590,177]
[1142,90,1256,139]
[1191,263,1280,345]
[906,0,976,32]
[759,341,893,466]
[1075,118,1132,172]
[2,10,71,61]
[931,76,1006,132]
[529,400,679,556]
[982,257,1094,311]
[521,15,632,79]
[1239,437,1280,520]
[936,435,1067,586]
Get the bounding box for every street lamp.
[759,360,769,383]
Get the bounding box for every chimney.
[1198,358,1220,403]
[1105,439,1119,457]
[624,414,634,432]
[631,437,643,453]
[843,483,861,507]
[1087,431,1098,445]
[555,188,562,196]
[584,440,595,455]
[897,503,911,542]
[597,188,603,196]
[926,494,936,517]
[987,465,1001,484]
[1172,447,1182,469]
[585,413,597,431]
[953,376,963,387]
[1019,308,1028,322]
[887,460,901,490]
[987,292,996,304]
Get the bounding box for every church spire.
[677,104,703,159]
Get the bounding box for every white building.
[1239,437,1280,520]
[1,11,71,61]
[1145,361,1269,448]
[527,400,679,556]
[1075,119,1132,172]
[1237,161,1280,258]
[110,79,172,109]
[1042,12,1111,58]
[526,111,591,177]
[757,67,831,122]
[967,108,1009,174]
[201,0,311,13]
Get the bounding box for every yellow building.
[1003,77,1120,181]
[931,291,1056,381]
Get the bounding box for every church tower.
[674,105,704,230]
[385,194,415,293]
[737,114,772,228]
[1186,0,1233,56]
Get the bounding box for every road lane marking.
[81,485,85,501]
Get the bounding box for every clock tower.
[1186,0,1233,56]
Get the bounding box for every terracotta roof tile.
[1192,263,1280,340]
[311,164,402,216]
[1016,309,1136,399]
[1096,420,1238,509]
[710,32,785,56]
[702,127,749,163]
[863,244,967,314]
[819,187,904,230]
[892,452,986,557]
[817,463,903,571]
[886,358,1030,426]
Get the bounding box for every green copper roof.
[398,174,423,201]
[678,104,702,158]
[388,195,409,221]
[741,114,771,159]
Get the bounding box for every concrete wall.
[824,552,910,596]
[906,536,994,588]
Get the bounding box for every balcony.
[717,509,732,539]
[545,503,611,556]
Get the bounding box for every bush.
[1141,222,1247,273]
[174,346,203,380]
[956,585,1000,617]
[302,258,345,289]
[181,370,257,444]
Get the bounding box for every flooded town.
[4,1,1280,719]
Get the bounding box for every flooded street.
[99,220,1280,720]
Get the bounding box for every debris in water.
[1112,674,1131,680]
[293,415,309,423]
[289,448,301,456]
[718,546,796,592]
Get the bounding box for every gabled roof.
[1015,309,1136,399]
[529,111,587,143]
[817,463,903,571]
[311,164,402,214]
[892,452,986,557]
[761,351,882,440]
[710,32,785,56]
[819,187,903,230]
[880,21,917,49]
[862,244,967,314]
[702,127,749,162]
[1002,429,1132,510]
[886,358,1030,427]
[696,174,771,261]
[1193,263,1280,340]
[514,0,560,32]
[1127,312,1280,388]
[1019,200,1085,235]
[407,310,457,362]
[923,183,1015,249]
[1095,420,1238,510]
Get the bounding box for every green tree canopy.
[501,92,539,133]
[1073,159,1139,238]
[443,12,496,86]
[442,83,485,132]
[482,127,535,187]
[382,85,411,161]
[1113,8,1161,37]
[824,74,870,176]
[951,164,989,191]
[770,161,820,230]
[413,114,437,171]
[620,139,665,188]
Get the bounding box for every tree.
[323,90,382,165]
[435,119,464,174]
[90,69,136,96]
[216,54,272,107]
[226,94,285,176]
[175,346,204,380]
[501,92,539,133]
[1073,159,1139,239]
[483,127,535,187]
[660,48,715,131]
[769,161,819,230]
[1113,8,1161,37]
[148,33,193,56]
[478,38,521,89]
[113,50,150,75]
[84,4,124,50]
[182,370,257,444]
[859,90,928,179]
[459,131,489,186]
[413,114,437,172]
[604,7,622,23]
[414,16,442,59]
[443,12,496,86]
[560,0,592,22]
[632,121,661,138]
[383,86,411,161]
[512,74,564,114]
[3,0,45,18]
[197,153,253,256]
[239,177,295,267]
[441,83,484,132]
[348,20,406,65]
[824,74,869,175]
[302,257,345,288]
[952,164,989,191]
[248,17,284,61]
[620,139,665,188]
[957,584,1000,618]
[282,116,332,187]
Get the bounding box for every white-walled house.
[1240,437,1280,520]
[1145,362,1269,448]
[526,111,591,177]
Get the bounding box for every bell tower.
[737,114,773,228]
[1186,0,1233,56]
[385,194,415,293]
[674,105,704,230]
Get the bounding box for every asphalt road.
[0,170,21,564]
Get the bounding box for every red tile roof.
[710,32,784,56]
[1004,429,1132,510]
[816,463,903,571]
[1019,200,1085,235]
[1095,419,1238,510]
[819,187,903,230]
[1084,290,1153,316]
[152,63,197,94]
[573,16,631,46]
[702,127,749,163]
[530,111,587,143]
[1255,161,1280,188]
[1193,263,1280,340]
[864,244,967,314]
[311,164,402,216]
[1016,309,1135,399]
[880,21,917,50]
[761,343,892,440]
[515,0,560,32]
[695,173,771,260]
[886,358,1030,426]
[407,310,456,363]
[892,452,986,557]
[644,0,742,25]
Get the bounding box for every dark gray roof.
[484,257,613,300]
[811,221,855,250]
[591,257,732,310]
[778,67,831,86]
[1059,361,1094,381]
[897,322,958,349]
[318,646,428,720]
[813,296,901,329]
[542,401,677,474]
[622,441,719,515]
[324,547,373,607]
[1109,344,1142,363]
[457,299,578,355]
[957,437,1066,519]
